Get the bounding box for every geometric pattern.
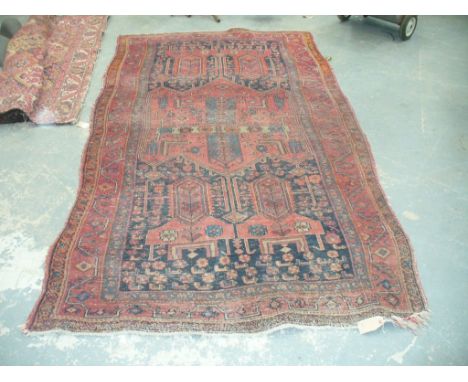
[26,30,427,333]
[0,16,107,124]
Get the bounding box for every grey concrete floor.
[0,15,467,365]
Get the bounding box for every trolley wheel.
[337,15,351,22]
[399,16,418,41]
[0,17,22,39]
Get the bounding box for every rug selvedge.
[27,30,427,333]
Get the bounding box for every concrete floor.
[0,15,467,365]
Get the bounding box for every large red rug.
[27,30,427,333]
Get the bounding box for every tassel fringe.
[390,311,430,333]
[357,311,430,335]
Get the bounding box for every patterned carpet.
[0,16,107,124]
[27,30,427,333]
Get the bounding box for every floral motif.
[201,307,219,318]
[202,273,215,283]
[219,256,231,265]
[308,175,321,184]
[327,250,340,258]
[266,266,279,276]
[160,230,177,242]
[180,273,194,284]
[196,258,209,268]
[325,232,341,245]
[172,259,188,269]
[151,273,167,284]
[151,261,166,270]
[330,263,342,272]
[295,221,310,233]
[288,265,300,274]
[226,269,238,280]
[269,298,283,309]
[248,224,267,236]
[128,305,143,315]
[205,224,223,237]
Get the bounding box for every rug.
[27,30,427,333]
[0,16,107,124]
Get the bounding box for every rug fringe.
[22,312,431,337]
[390,310,430,333]
[357,311,430,335]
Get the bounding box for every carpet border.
[301,32,428,313]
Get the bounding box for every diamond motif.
[223,211,248,224]
[75,261,93,272]
[375,247,390,259]
[280,246,291,254]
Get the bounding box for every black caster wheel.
[0,17,22,39]
[0,35,9,68]
[337,15,351,22]
[399,16,418,41]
